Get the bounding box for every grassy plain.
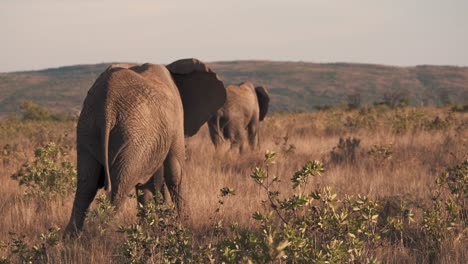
[0,106,466,263]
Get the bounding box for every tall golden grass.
[0,106,466,263]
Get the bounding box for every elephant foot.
[63,223,81,239]
[64,209,86,239]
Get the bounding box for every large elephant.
[208,82,269,152]
[65,58,226,235]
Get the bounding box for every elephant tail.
[102,121,112,192]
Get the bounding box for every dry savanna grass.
[0,106,467,263]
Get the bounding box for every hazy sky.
[1,0,467,72]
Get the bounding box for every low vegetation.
[0,104,466,263]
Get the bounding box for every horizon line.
[2,59,468,74]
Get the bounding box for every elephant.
[65,58,226,236]
[208,82,269,152]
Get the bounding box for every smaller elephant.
[208,82,270,152]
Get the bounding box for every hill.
[1,61,467,115]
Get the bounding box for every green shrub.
[220,151,385,263]
[113,153,467,263]
[87,194,116,235]
[426,114,456,130]
[344,107,378,130]
[450,104,468,113]
[11,142,77,198]
[19,101,75,122]
[117,151,388,263]
[118,193,192,263]
[279,135,296,155]
[390,108,430,133]
[20,101,51,121]
[421,160,467,260]
[330,137,361,164]
[1,144,12,166]
[368,144,393,162]
[0,226,60,263]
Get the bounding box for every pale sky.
[1,0,467,72]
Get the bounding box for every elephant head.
[65,58,226,236]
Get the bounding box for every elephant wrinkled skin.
[65,58,226,236]
[208,82,270,152]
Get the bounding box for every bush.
[330,137,361,164]
[87,194,116,236]
[390,108,429,133]
[451,104,468,113]
[117,151,431,263]
[176,151,392,263]
[347,93,362,110]
[368,144,393,162]
[1,144,12,166]
[19,101,75,122]
[0,226,60,263]
[421,160,467,261]
[11,142,77,198]
[20,101,51,121]
[117,192,192,263]
[3,150,463,263]
[344,107,378,130]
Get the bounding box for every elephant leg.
[163,143,185,216]
[159,170,173,205]
[226,123,247,153]
[208,115,222,147]
[65,147,103,236]
[110,166,143,211]
[247,119,259,150]
[109,147,160,211]
[154,166,169,203]
[135,166,166,207]
[236,127,249,153]
[135,177,154,207]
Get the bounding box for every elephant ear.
[255,86,270,121]
[166,58,226,136]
